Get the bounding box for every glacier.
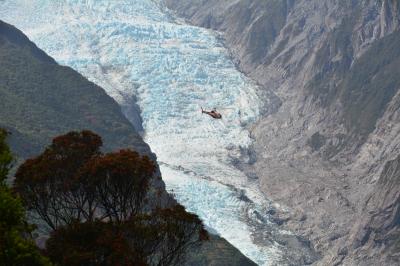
[0,0,283,264]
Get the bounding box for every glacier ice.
[0,0,283,264]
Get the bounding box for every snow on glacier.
[0,0,283,264]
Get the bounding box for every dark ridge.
[0,20,55,64]
[0,19,150,159]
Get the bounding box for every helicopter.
[201,107,222,119]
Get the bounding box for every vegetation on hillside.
[13,130,208,265]
[0,20,148,159]
[0,129,51,266]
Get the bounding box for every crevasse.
[0,0,283,264]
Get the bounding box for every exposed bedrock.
[165,0,400,264]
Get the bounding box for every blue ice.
[0,0,282,264]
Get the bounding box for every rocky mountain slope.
[0,20,255,265]
[0,20,149,159]
[166,0,400,264]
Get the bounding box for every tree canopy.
[14,130,208,265]
[0,129,51,266]
[0,129,13,182]
[45,206,208,266]
[14,130,155,229]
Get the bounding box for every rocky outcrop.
[345,155,400,265]
[166,0,400,264]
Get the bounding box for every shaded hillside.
[0,20,149,158]
[183,234,257,266]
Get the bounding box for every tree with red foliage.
[78,149,155,222]
[14,131,208,265]
[14,131,103,230]
[14,131,154,230]
[45,221,147,266]
[46,205,208,266]
[134,205,209,266]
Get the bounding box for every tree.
[15,130,208,265]
[78,149,155,222]
[132,205,209,266]
[0,186,51,266]
[46,205,208,266]
[15,131,156,229]
[14,130,103,230]
[0,129,13,181]
[45,221,147,266]
[0,129,51,266]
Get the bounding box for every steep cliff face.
[344,155,400,266]
[166,0,400,162]
[166,0,400,264]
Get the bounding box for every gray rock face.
[345,156,400,266]
[166,0,400,264]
